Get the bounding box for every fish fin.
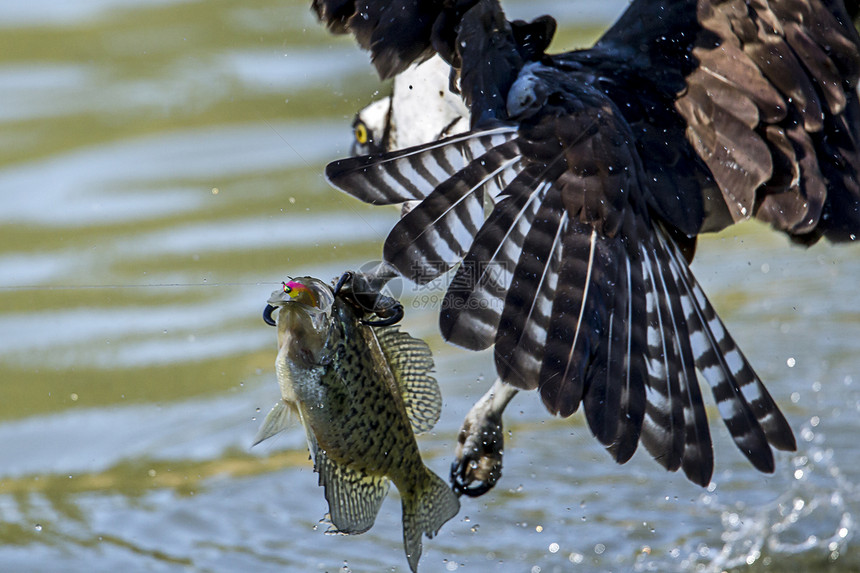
[375,326,442,434]
[401,467,460,572]
[251,401,292,447]
[314,448,390,535]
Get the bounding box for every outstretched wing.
[327,79,796,486]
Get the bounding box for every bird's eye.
[282,282,292,294]
[354,121,369,145]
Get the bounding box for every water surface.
[1,1,858,571]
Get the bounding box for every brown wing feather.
[676,0,860,240]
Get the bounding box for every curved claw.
[451,461,496,497]
[360,303,404,327]
[449,381,517,498]
[448,418,504,498]
[333,271,353,296]
[262,304,278,327]
[333,270,404,326]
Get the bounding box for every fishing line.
[0,282,284,292]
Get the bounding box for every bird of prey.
[311,0,860,496]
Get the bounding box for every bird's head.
[351,98,391,156]
[350,55,469,155]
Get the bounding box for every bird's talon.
[449,408,505,497]
[450,461,495,497]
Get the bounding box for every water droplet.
[34,524,42,532]
[549,542,559,553]
[787,357,796,367]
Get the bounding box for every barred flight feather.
[438,182,542,349]
[657,230,796,469]
[606,251,647,465]
[580,233,628,446]
[639,247,686,474]
[325,127,517,205]
[440,167,554,350]
[376,143,522,283]
[537,225,599,418]
[650,237,713,485]
[493,187,565,390]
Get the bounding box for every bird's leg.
[451,378,519,497]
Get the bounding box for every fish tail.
[401,468,460,572]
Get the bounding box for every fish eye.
[354,121,369,145]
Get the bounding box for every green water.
[1,1,859,571]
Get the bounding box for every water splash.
[689,419,854,571]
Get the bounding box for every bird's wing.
[593,0,860,243]
[326,83,795,485]
[311,0,443,79]
[311,0,552,125]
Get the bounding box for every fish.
[254,274,460,572]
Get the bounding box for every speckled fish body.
[256,277,459,572]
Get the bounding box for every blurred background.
[1,0,858,571]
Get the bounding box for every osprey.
[312,0,860,496]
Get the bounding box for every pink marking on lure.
[283,280,318,307]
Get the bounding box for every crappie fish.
[255,274,460,572]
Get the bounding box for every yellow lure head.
[281,280,318,307]
[267,276,334,314]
